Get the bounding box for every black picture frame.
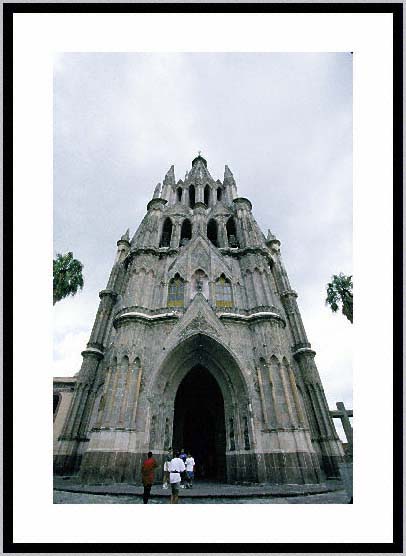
[3,2,403,553]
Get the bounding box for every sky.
[53,52,352,440]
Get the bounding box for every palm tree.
[53,252,84,305]
[326,273,353,323]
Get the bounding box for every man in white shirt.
[168,450,186,504]
[185,453,195,488]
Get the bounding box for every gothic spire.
[224,165,235,184]
[120,228,130,242]
[153,182,161,199]
[161,165,176,200]
[223,165,237,199]
[266,229,276,242]
[165,165,175,182]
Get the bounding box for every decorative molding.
[217,307,285,327]
[113,308,181,328]
[179,313,220,339]
[292,347,316,358]
[99,289,118,300]
[81,347,104,359]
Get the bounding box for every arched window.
[167,274,185,307]
[207,219,218,247]
[215,275,232,307]
[217,187,223,201]
[180,219,192,246]
[160,217,172,247]
[204,184,210,206]
[226,217,239,247]
[176,187,183,203]
[53,393,61,418]
[189,185,195,209]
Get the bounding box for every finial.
[164,165,175,184]
[224,165,234,179]
[198,150,202,157]
[121,228,130,242]
[153,182,161,198]
[267,229,275,241]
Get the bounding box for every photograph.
[7,4,400,550]
[52,51,353,505]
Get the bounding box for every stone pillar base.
[320,454,345,479]
[53,439,85,475]
[227,451,322,484]
[79,450,155,484]
[55,449,325,485]
[53,453,83,475]
[338,462,353,502]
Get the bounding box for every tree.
[326,273,353,323]
[53,252,84,305]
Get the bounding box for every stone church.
[54,154,344,484]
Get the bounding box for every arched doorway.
[149,332,257,483]
[172,365,226,481]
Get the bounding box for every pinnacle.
[153,182,161,198]
[223,165,235,184]
[164,165,175,184]
[120,228,130,242]
[224,165,233,178]
[267,229,276,242]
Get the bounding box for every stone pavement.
[54,477,349,503]
[54,490,348,504]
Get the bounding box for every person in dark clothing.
[141,451,157,504]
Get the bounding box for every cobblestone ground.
[54,489,348,504]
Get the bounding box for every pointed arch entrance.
[149,332,257,483]
[173,365,226,481]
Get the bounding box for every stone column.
[294,349,344,477]
[170,218,181,249]
[88,289,118,351]
[232,197,252,249]
[218,218,228,248]
[196,184,204,204]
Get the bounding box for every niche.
[189,185,196,209]
[207,219,218,247]
[180,219,192,246]
[160,218,173,247]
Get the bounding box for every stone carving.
[179,312,219,339]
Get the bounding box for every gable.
[164,292,226,347]
[168,233,232,281]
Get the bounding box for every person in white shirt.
[168,450,186,504]
[185,453,195,488]
[162,448,172,489]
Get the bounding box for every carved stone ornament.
[180,312,219,339]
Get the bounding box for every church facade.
[54,155,344,484]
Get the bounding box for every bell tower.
[54,155,344,484]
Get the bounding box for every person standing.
[141,451,157,504]
[180,448,187,463]
[162,448,172,488]
[185,453,195,488]
[179,448,187,488]
[168,450,186,504]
